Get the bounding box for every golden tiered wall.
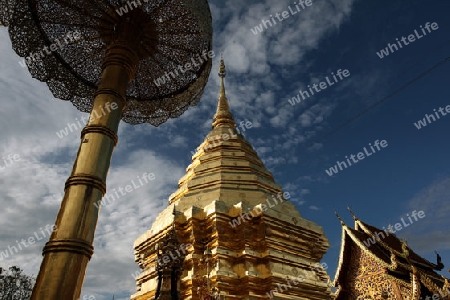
[131,199,333,300]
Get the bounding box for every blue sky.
[0,0,450,299]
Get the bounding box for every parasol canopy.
[1,0,213,126]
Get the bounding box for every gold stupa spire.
[132,54,334,300]
[212,54,236,129]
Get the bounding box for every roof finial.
[212,54,236,129]
[335,210,346,226]
[347,206,358,221]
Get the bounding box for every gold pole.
[31,42,138,300]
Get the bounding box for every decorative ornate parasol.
[0,0,212,299]
[1,0,212,125]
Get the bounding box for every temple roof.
[333,211,449,299]
[356,219,439,269]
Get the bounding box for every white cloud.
[401,177,450,253]
[300,189,310,195]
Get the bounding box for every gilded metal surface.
[212,57,235,129]
[131,60,333,300]
[81,125,119,146]
[65,174,107,195]
[42,239,94,259]
[31,47,129,299]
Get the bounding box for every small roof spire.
[212,54,236,129]
[335,210,346,226]
[347,206,358,221]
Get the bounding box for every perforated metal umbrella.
[0,0,212,299]
[2,0,212,125]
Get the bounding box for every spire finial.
[218,53,227,100]
[219,53,226,79]
[335,210,346,226]
[212,54,236,129]
[347,206,358,221]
